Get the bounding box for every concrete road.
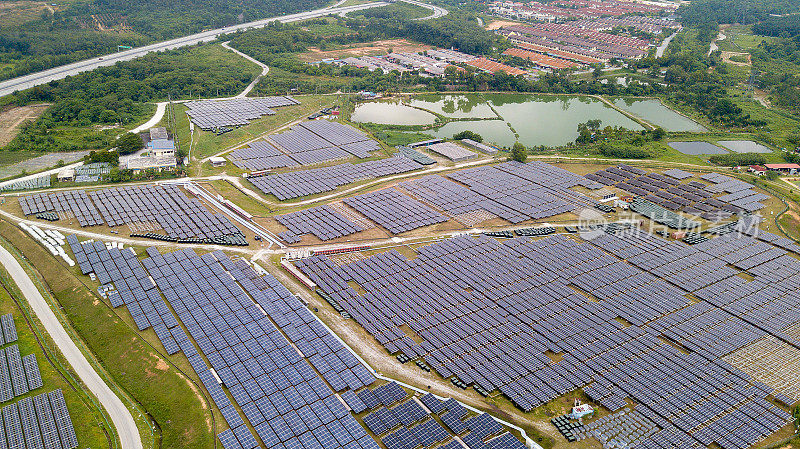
[220,42,270,98]
[0,244,143,449]
[0,2,387,99]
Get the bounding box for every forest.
[678,0,800,25]
[0,0,330,81]
[3,44,259,152]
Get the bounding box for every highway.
[0,2,388,98]
[0,244,143,449]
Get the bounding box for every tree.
[116,132,144,155]
[510,142,527,163]
[651,127,666,140]
[765,170,779,181]
[453,130,483,142]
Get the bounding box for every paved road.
[220,42,270,98]
[655,30,678,58]
[130,102,168,134]
[0,2,387,98]
[0,244,143,449]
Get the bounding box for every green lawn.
[0,219,216,449]
[0,257,111,449]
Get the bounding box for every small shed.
[210,156,227,167]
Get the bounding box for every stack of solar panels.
[344,189,448,234]
[446,164,586,223]
[514,226,555,236]
[1,389,79,449]
[663,168,693,180]
[185,96,299,130]
[629,197,700,229]
[67,236,183,355]
[19,190,104,227]
[277,205,364,242]
[299,121,381,159]
[397,147,436,166]
[248,157,423,200]
[702,173,767,212]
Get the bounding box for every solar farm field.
[55,233,533,449]
[293,219,800,449]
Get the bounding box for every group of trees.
[0,0,332,81]
[4,44,258,152]
[678,0,800,26]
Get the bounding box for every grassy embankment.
[0,245,112,448]
[0,219,217,449]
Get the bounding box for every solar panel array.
[296,225,800,449]
[229,121,384,168]
[185,97,299,130]
[0,314,17,346]
[277,205,364,243]
[90,185,242,241]
[19,191,103,227]
[0,175,50,192]
[21,185,245,244]
[66,235,419,449]
[248,156,423,200]
[229,141,299,171]
[345,381,525,449]
[344,189,448,234]
[0,390,75,449]
[0,344,43,403]
[586,166,766,221]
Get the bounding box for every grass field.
[0,251,111,448]
[0,219,216,449]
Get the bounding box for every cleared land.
[0,104,50,147]
[297,39,433,62]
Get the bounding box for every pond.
[668,141,728,155]
[428,120,517,148]
[350,101,437,126]
[406,94,497,119]
[352,93,653,148]
[612,99,707,133]
[717,140,772,154]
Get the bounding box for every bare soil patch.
[0,104,49,146]
[297,39,432,62]
[485,19,521,30]
[721,50,751,66]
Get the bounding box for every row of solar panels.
[1,389,78,449]
[0,345,43,403]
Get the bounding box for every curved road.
[0,244,142,449]
[0,2,388,98]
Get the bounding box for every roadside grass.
[202,179,275,217]
[0,259,111,449]
[177,94,338,169]
[0,219,216,449]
